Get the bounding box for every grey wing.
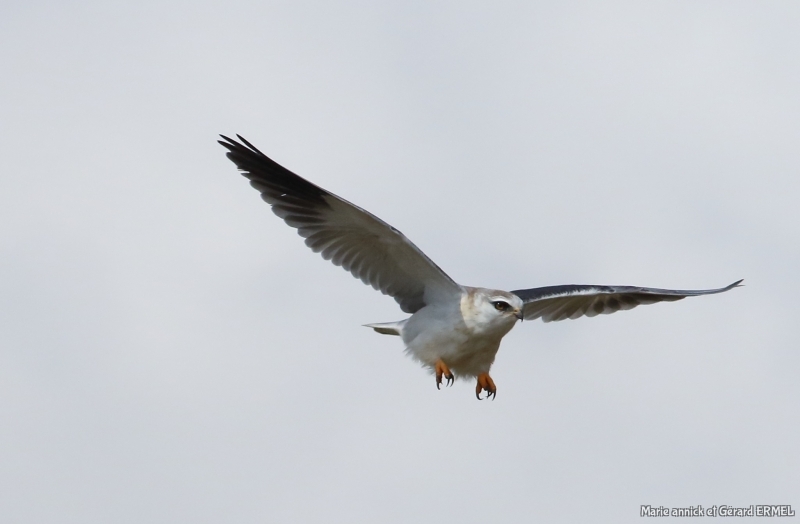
[511,280,742,323]
[219,134,462,313]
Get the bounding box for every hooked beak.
[514,309,523,322]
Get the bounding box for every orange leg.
[475,373,496,400]
[435,359,454,389]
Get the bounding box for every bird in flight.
[219,135,741,400]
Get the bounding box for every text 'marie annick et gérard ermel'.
[641,505,795,517]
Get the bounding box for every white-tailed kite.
[219,135,741,399]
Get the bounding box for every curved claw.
[475,373,497,401]
[435,359,453,391]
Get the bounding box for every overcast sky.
[1,1,798,522]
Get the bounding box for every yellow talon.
[435,359,454,389]
[475,373,496,400]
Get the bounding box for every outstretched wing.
[512,280,742,323]
[219,134,462,313]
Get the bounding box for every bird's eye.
[492,301,509,312]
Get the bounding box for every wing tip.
[217,133,266,157]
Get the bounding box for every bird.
[219,134,742,400]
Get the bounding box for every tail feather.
[363,320,405,336]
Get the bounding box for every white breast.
[399,289,518,377]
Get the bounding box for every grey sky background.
[1,1,798,522]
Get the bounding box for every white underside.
[364,288,520,378]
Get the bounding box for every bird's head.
[462,288,524,336]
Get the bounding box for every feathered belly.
[400,300,509,377]
[404,329,501,378]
